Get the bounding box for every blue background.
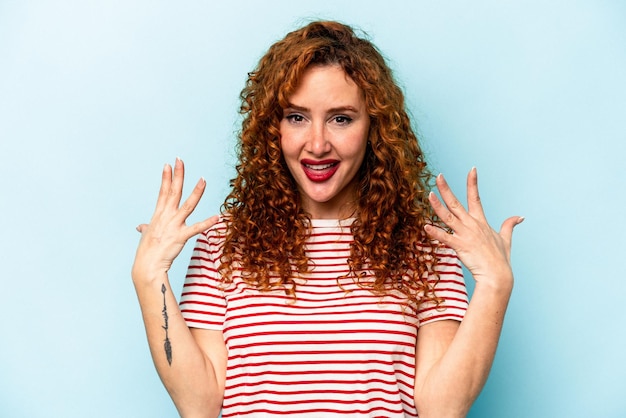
[1,1,625,417]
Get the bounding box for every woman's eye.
[286,114,305,123]
[334,115,352,124]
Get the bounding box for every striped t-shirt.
[180,218,468,417]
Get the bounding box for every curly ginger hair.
[219,20,442,312]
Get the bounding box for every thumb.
[500,216,525,248]
[186,215,220,237]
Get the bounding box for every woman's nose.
[307,123,331,155]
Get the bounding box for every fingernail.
[517,216,525,224]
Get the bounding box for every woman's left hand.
[424,167,524,289]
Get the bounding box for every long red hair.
[219,21,442,311]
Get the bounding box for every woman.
[132,21,522,418]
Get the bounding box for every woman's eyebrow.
[327,105,359,113]
[283,103,309,112]
[284,103,359,113]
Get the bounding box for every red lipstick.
[301,159,339,182]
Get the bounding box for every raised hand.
[132,158,219,284]
[424,167,524,289]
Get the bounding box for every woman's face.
[279,65,370,219]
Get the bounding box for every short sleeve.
[417,246,469,327]
[179,229,226,331]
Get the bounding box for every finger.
[184,214,220,238]
[424,223,457,247]
[466,167,486,221]
[174,177,207,223]
[153,163,173,215]
[168,157,185,209]
[436,174,469,221]
[428,191,460,232]
[136,223,148,233]
[499,216,525,251]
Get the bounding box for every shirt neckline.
[309,218,355,228]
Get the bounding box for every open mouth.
[303,162,336,170]
[301,160,339,182]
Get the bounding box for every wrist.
[131,264,169,288]
[473,272,514,295]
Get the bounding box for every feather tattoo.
[161,283,172,366]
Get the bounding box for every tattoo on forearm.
[161,283,173,366]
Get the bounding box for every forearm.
[415,276,513,417]
[134,273,223,418]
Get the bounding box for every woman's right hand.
[132,158,219,284]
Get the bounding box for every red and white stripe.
[180,218,468,417]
